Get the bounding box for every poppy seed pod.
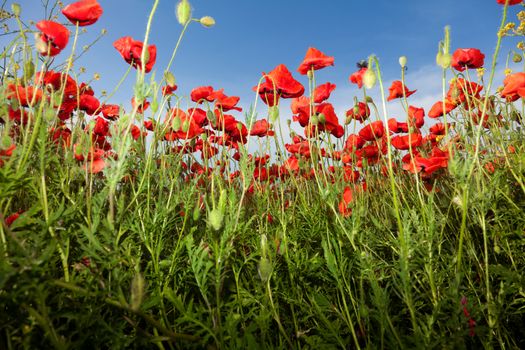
[176,0,192,26]
[399,56,407,68]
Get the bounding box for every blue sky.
[3,0,523,121]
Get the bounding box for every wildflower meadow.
[0,0,524,348]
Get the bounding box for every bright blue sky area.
[3,0,523,117]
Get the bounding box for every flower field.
[1,0,525,348]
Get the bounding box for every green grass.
[1,0,525,349]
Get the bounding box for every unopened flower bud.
[318,113,326,124]
[182,119,190,133]
[208,208,223,231]
[11,3,21,17]
[436,52,451,69]
[199,16,215,28]
[176,0,192,26]
[363,68,376,89]
[269,105,279,123]
[310,115,319,125]
[258,257,272,282]
[172,116,181,130]
[513,52,522,63]
[164,71,176,86]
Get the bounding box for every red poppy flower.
[391,133,423,150]
[131,97,150,113]
[144,120,155,131]
[36,70,78,96]
[388,118,409,133]
[349,67,367,89]
[130,124,143,140]
[254,64,305,102]
[7,84,43,106]
[313,82,336,103]
[113,36,157,73]
[402,148,449,175]
[346,102,370,123]
[8,107,31,125]
[408,106,425,128]
[315,103,344,138]
[162,84,178,96]
[50,124,72,147]
[496,0,522,5]
[344,134,366,152]
[451,48,485,72]
[0,143,16,167]
[191,86,215,103]
[359,120,385,141]
[297,47,335,75]
[281,156,299,176]
[447,78,483,106]
[5,211,21,227]
[428,99,458,118]
[101,104,120,120]
[92,117,109,136]
[429,123,446,135]
[187,108,209,127]
[62,0,103,26]
[79,94,100,115]
[338,186,353,217]
[35,20,69,56]
[387,81,416,101]
[165,108,204,140]
[501,72,525,101]
[250,119,274,137]
[211,89,242,112]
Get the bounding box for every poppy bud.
[34,32,48,55]
[513,52,523,63]
[192,203,200,221]
[1,135,12,149]
[310,114,319,125]
[164,71,176,86]
[365,96,374,103]
[436,52,451,69]
[208,208,223,231]
[236,122,243,132]
[130,272,145,311]
[318,113,326,124]
[11,3,21,17]
[363,68,376,89]
[176,0,192,26]
[24,61,35,81]
[172,116,181,130]
[199,16,215,28]
[206,110,216,124]
[399,56,407,68]
[182,120,190,133]
[201,132,208,142]
[258,257,272,282]
[269,105,279,123]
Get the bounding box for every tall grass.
[1,1,524,349]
